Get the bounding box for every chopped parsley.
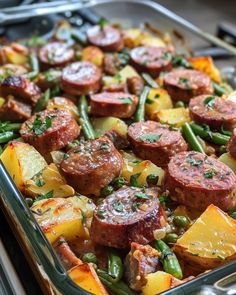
[139,133,162,143]
[114,200,124,212]
[99,142,110,152]
[35,190,54,201]
[119,97,133,105]
[63,153,70,160]
[44,70,56,82]
[204,96,215,109]
[135,192,152,200]
[178,77,190,89]
[97,209,106,219]
[204,169,217,179]
[33,174,45,187]
[158,194,168,204]
[98,17,108,29]
[132,159,142,164]
[132,201,141,211]
[163,52,172,60]
[31,113,55,135]
[154,93,160,99]
[187,157,203,166]
[145,98,153,104]
[130,173,141,187]
[114,73,122,83]
[146,174,159,185]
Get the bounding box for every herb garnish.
[146,174,159,185]
[99,142,110,152]
[130,173,141,187]
[114,200,124,212]
[33,174,45,187]
[132,159,142,164]
[120,97,133,105]
[204,169,217,179]
[139,133,162,143]
[178,77,190,89]
[132,202,141,211]
[63,153,70,160]
[187,158,203,167]
[114,73,122,83]
[135,192,152,200]
[35,190,54,202]
[145,98,153,104]
[31,113,55,135]
[204,96,215,109]
[98,17,108,29]
[97,209,106,219]
[163,52,172,60]
[158,194,168,204]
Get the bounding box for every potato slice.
[92,117,128,138]
[25,163,75,199]
[0,142,47,192]
[156,107,190,127]
[47,97,79,120]
[174,204,236,271]
[189,56,221,83]
[142,271,175,295]
[145,88,173,120]
[121,151,164,186]
[4,47,28,65]
[81,46,104,67]
[219,152,236,174]
[32,196,95,244]
[69,263,108,295]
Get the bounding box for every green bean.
[172,56,193,69]
[101,185,114,197]
[34,89,50,112]
[108,250,124,282]
[82,252,97,264]
[0,145,3,155]
[182,123,205,154]
[173,215,190,228]
[134,86,150,122]
[213,82,227,96]
[97,269,138,295]
[78,96,95,140]
[25,53,40,80]
[0,122,21,132]
[0,131,18,143]
[175,101,185,108]
[165,233,178,245]
[190,123,230,146]
[66,139,80,150]
[141,73,159,88]
[154,240,183,279]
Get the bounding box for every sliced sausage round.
[103,53,120,75]
[60,137,123,196]
[0,95,31,122]
[189,95,236,130]
[38,42,74,68]
[130,46,173,78]
[91,186,166,248]
[90,92,138,118]
[127,121,188,167]
[0,76,41,106]
[61,61,102,96]
[163,69,213,102]
[164,151,236,211]
[20,109,80,156]
[127,76,144,96]
[87,25,124,52]
[227,129,236,159]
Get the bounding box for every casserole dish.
[0,0,236,294]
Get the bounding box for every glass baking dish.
[0,1,236,294]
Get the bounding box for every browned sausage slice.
[20,109,80,156]
[90,186,166,248]
[61,61,102,96]
[90,92,138,118]
[228,129,236,159]
[128,121,188,167]
[87,25,124,52]
[127,76,144,96]
[130,46,173,78]
[39,42,74,68]
[0,76,41,106]
[163,69,213,102]
[189,95,236,130]
[60,137,123,196]
[0,95,31,122]
[164,151,236,211]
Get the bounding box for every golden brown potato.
[32,196,95,244]
[69,263,108,295]
[0,141,47,192]
[174,204,236,272]
[81,46,104,67]
[156,107,190,127]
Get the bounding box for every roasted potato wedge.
[92,116,128,138]
[69,263,108,295]
[145,88,173,120]
[47,97,79,120]
[0,141,47,192]
[218,152,236,174]
[25,163,75,199]
[156,107,190,127]
[174,204,236,272]
[32,196,95,244]
[121,151,164,186]
[81,46,104,67]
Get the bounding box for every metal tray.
[0,1,236,294]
